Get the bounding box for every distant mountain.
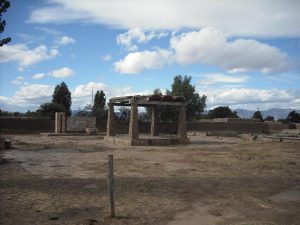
[235,108,300,120]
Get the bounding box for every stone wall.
[0,117,54,133]
[187,122,269,133]
[66,117,96,132]
[97,121,269,134]
[265,122,290,132]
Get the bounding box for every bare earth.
[0,134,300,225]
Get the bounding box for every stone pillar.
[55,112,66,133]
[61,112,66,133]
[177,104,187,139]
[151,106,159,136]
[129,98,139,140]
[107,102,115,136]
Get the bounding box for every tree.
[37,102,67,119]
[264,116,274,121]
[92,90,106,117]
[208,106,239,119]
[119,106,131,121]
[52,82,72,116]
[171,75,207,120]
[287,110,300,123]
[0,0,11,46]
[75,104,93,117]
[252,110,263,121]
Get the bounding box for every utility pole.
[92,87,94,106]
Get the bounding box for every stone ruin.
[104,95,190,146]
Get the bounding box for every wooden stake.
[107,154,115,218]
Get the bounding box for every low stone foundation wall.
[66,117,96,132]
[104,135,189,146]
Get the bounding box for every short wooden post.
[107,155,115,218]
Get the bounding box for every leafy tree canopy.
[37,102,67,119]
[92,90,106,114]
[0,0,11,46]
[264,116,274,121]
[208,106,239,119]
[252,110,263,121]
[287,110,300,123]
[52,82,72,116]
[171,75,207,120]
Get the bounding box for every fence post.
[107,154,115,218]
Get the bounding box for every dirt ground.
[0,134,300,225]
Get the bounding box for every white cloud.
[170,28,288,74]
[201,87,300,110]
[28,0,300,37]
[117,28,168,51]
[114,28,289,74]
[114,49,172,74]
[102,54,112,61]
[0,44,59,70]
[49,67,74,78]
[56,35,75,46]
[199,73,249,86]
[71,82,151,109]
[0,84,53,111]
[32,73,46,79]
[1,82,298,112]
[11,76,24,85]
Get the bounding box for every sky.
[0,0,300,112]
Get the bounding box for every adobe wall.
[265,122,290,132]
[0,117,54,133]
[66,117,96,132]
[187,122,269,133]
[96,121,269,134]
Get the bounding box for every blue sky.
[0,0,299,112]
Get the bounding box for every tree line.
[1,77,300,124]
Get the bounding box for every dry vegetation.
[0,134,300,225]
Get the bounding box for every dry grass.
[0,134,299,225]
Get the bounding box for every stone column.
[107,102,116,136]
[55,112,66,133]
[129,98,139,140]
[151,106,159,136]
[61,112,66,133]
[177,104,187,139]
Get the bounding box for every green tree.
[92,90,107,120]
[75,104,93,117]
[37,102,67,119]
[252,110,263,121]
[287,110,300,123]
[208,106,239,119]
[119,106,131,121]
[171,75,207,120]
[52,82,72,116]
[264,116,274,121]
[0,0,11,46]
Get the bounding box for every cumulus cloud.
[102,54,112,61]
[199,73,249,86]
[11,76,25,85]
[28,0,300,37]
[72,82,151,108]
[0,84,54,111]
[117,28,168,51]
[49,67,74,78]
[170,28,288,74]
[201,87,300,110]
[114,49,172,74]
[55,35,75,46]
[32,73,46,79]
[114,28,289,74]
[0,44,59,70]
